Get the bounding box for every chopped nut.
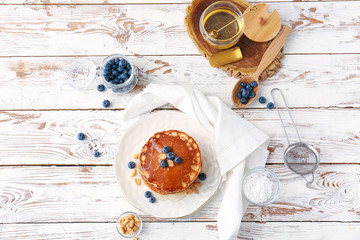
[133,226,138,232]
[129,214,135,219]
[132,153,140,159]
[194,182,202,188]
[134,216,140,222]
[127,228,134,235]
[120,226,126,234]
[134,178,141,185]
[185,188,193,195]
[192,187,199,194]
[167,160,174,167]
[135,221,141,227]
[119,218,123,225]
[132,237,138,240]
[123,218,130,226]
[130,169,137,177]
[129,219,135,228]
[159,153,167,160]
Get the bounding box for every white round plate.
[114,110,221,218]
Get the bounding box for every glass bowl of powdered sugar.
[242,167,280,206]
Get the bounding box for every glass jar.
[199,1,244,49]
[116,211,143,238]
[66,54,138,93]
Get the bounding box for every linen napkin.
[122,83,270,239]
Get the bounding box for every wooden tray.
[185,0,284,80]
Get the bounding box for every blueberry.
[126,63,131,70]
[259,96,266,104]
[113,79,120,84]
[160,160,168,168]
[122,69,128,75]
[112,70,118,76]
[94,150,100,157]
[114,58,120,65]
[237,92,242,99]
[163,146,171,153]
[105,63,112,70]
[104,75,110,82]
[267,102,275,109]
[120,73,128,80]
[167,152,175,160]
[119,79,125,84]
[109,59,115,65]
[242,89,250,98]
[240,88,246,97]
[128,69,132,76]
[240,97,247,104]
[112,64,118,69]
[174,156,182,164]
[97,84,105,92]
[144,191,152,198]
[102,100,110,108]
[246,84,253,90]
[249,90,255,98]
[117,66,124,72]
[199,173,207,181]
[109,75,115,80]
[250,81,258,88]
[77,133,85,140]
[240,82,246,87]
[128,161,135,169]
[149,196,156,203]
[120,59,127,67]
[104,69,111,75]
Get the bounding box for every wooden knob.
[258,17,265,25]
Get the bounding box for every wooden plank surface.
[1,222,360,240]
[0,54,359,110]
[0,2,358,56]
[0,109,360,165]
[1,164,360,223]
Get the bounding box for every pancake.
[139,130,202,195]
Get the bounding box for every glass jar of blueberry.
[66,54,138,93]
[101,54,138,93]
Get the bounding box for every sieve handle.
[271,88,302,145]
[301,172,314,184]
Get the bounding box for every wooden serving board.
[185,0,284,80]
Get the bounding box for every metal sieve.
[271,88,320,183]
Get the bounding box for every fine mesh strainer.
[271,88,320,183]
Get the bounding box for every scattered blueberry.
[240,82,246,87]
[77,133,85,140]
[163,146,171,153]
[149,196,156,203]
[102,100,110,108]
[199,173,207,181]
[267,102,275,109]
[128,161,135,169]
[240,97,247,104]
[167,152,175,160]
[249,90,255,98]
[94,151,100,157]
[97,84,105,92]
[174,156,182,164]
[160,160,168,168]
[250,81,258,88]
[246,84,253,90]
[259,96,266,104]
[144,191,152,198]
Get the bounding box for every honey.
[203,9,243,41]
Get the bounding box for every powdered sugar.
[243,169,278,204]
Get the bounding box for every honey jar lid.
[243,4,281,43]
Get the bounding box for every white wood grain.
[0,108,359,165]
[1,165,360,223]
[0,3,358,56]
[0,54,359,110]
[1,222,360,240]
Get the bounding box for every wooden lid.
[243,3,281,42]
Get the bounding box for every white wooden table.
[0,0,359,239]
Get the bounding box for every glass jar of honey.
[199,1,244,49]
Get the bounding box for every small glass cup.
[66,54,138,93]
[116,211,143,238]
[199,1,244,49]
[242,167,280,206]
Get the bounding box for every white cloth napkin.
[122,83,270,239]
